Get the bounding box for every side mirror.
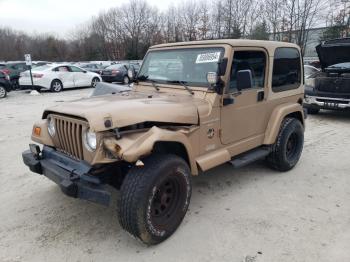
[218,57,228,76]
[237,70,253,91]
[206,72,219,85]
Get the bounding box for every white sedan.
[19,64,102,92]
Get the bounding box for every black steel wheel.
[118,154,192,245]
[267,117,304,171]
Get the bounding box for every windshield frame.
[137,46,225,88]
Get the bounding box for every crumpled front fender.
[104,126,198,175]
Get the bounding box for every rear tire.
[0,85,7,98]
[118,154,192,245]
[267,117,304,172]
[91,77,100,87]
[50,80,63,92]
[307,108,320,114]
[123,76,130,85]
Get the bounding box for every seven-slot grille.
[52,115,86,160]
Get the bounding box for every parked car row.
[0,60,143,98]
[19,64,102,92]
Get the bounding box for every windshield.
[138,47,224,87]
[328,62,350,69]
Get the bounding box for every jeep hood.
[43,91,208,132]
[316,38,350,70]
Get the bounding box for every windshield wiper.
[167,80,194,95]
[137,75,159,91]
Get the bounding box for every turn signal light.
[33,127,41,136]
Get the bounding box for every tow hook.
[29,144,41,160]
[135,160,144,167]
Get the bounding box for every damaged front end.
[23,113,198,206]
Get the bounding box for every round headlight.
[47,117,56,137]
[84,129,97,151]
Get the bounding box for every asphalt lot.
[0,88,349,262]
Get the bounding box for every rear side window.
[70,66,84,72]
[272,48,301,92]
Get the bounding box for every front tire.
[118,154,192,245]
[50,80,63,92]
[267,118,304,171]
[0,85,7,98]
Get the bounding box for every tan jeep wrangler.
[22,39,305,245]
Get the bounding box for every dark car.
[80,63,106,75]
[101,64,135,84]
[304,38,350,114]
[0,71,12,98]
[0,62,30,89]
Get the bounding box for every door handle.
[257,91,264,102]
[223,97,234,106]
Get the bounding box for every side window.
[272,47,301,92]
[70,66,84,72]
[230,51,266,91]
[53,66,70,72]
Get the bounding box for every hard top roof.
[150,39,300,52]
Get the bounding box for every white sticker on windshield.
[195,52,221,64]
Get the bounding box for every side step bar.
[229,147,271,169]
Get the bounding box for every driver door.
[54,66,74,88]
[70,66,91,87]
[220,48,269,145]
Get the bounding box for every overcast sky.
[0,0,175,37]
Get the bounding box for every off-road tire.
[0,85,7,98]
[267,117,304,172]
[118,154,192,245]
[123,76,130,85]
[91,77,100,87]
[307,108,320,115]
[50,79,63,92]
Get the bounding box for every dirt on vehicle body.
[22,39,305,245]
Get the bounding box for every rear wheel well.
[285,111,304,126]
[153,141,190,167]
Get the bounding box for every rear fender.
[263,103,305,145]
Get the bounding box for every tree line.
[0,0,349,62]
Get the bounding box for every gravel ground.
[0,88,349,262]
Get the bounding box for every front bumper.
[304,95,350,110]
[22,146,111,206]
